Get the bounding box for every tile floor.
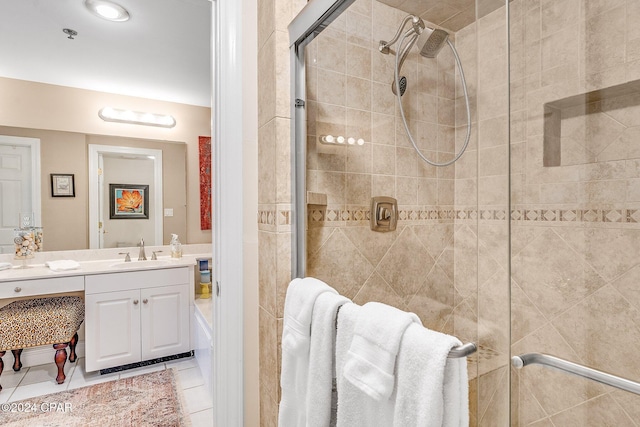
[0,356,212,426]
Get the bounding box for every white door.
[97,153,105,249]
[0,137,40,254]
[85,289,142,372]
[141,284,190,360]
[88,144,163,249]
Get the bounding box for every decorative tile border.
[301,206,640,225]
[258,205,292,231]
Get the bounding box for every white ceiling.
[0,0,212,107]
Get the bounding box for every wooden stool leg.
[11,349,23,371]
[0,350,5,392]
[53,343,68,385]
[68,332,78,363]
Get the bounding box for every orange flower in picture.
[109,184,149,219]
[117,190,143,212]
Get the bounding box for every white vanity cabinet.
[84,267,190,372]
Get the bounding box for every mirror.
[0,0,212,252]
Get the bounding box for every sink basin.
[109,260,171,269]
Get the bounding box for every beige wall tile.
[259,231,277,316]
[275,118,291,203]
[259,120,277,204]
[275,31,291,119]
[512,229,606,319]
[353,271,406,310]
[372,143,395,174]
[553,285,640,381]
[258,34,276,128]
[317,69,347,106]
[540,0,580,37]
[611,389,640,422]
[584,6,626,73]
[550,394,635,426]
[396,176,418,204]
[346,140,372,174]
[307,228,375,299]
[376,227,436,303]
[259,307,278,411]
[478,367,510,427]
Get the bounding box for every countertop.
[0,245,212,283]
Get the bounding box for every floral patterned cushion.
[0,296,84,351]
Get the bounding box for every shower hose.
[395,32,472,167]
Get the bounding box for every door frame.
[0,134,41,225]
[88,144,163,249]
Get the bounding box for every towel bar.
[512,353,640,396]
[333,304,476,359]
[447,342,476,358]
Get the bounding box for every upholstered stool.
[0,296,84,391]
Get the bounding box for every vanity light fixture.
[84,0,130,22]
[99,107,176,128]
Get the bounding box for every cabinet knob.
[143,299,148,304]
[133,299,139,305]
[14,287,21,293]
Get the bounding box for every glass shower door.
[509,0,640,425]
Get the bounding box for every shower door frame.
[288,0,356,278]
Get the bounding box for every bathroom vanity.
[0,251,208,373]
[84,267,190,371]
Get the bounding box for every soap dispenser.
[170,234,182,258]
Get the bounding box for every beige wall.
[510,0,640,425]
[0,77,211,245]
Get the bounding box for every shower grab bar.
[448,342,477,358]
[512,353,640,396]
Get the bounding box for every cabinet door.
[85,289,141,372]
[141,284,190,360]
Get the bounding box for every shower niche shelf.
[543,79,640,167]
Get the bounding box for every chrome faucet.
[138,238,147,261]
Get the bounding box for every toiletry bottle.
[170,234,182,258]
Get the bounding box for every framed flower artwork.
[109,184,149,219]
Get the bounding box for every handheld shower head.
[416,27,449,58]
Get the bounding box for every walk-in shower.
[380,15,471,167]
[284,0,640,425]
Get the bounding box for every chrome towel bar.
[512,353,640,396]
[448,342,477,359]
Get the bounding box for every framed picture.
[109,184,149,219]
[51,173,75,197]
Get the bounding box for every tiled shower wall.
[257,0,306,425]
[509,0,640,425]
[258,0,511,426]
[305,1,510,426]
[305,0,460,333]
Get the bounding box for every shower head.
[416,27,449,58]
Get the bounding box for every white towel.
[393,324,468,427]
[279,277,339,427]
[306,292,350,427]
[343,302,421,400]
[336,303,394,427]
[0,262,12,271]
[44,260,80,271]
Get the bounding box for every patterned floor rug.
[1,368,191,426]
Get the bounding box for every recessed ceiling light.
[84,0,130,22]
